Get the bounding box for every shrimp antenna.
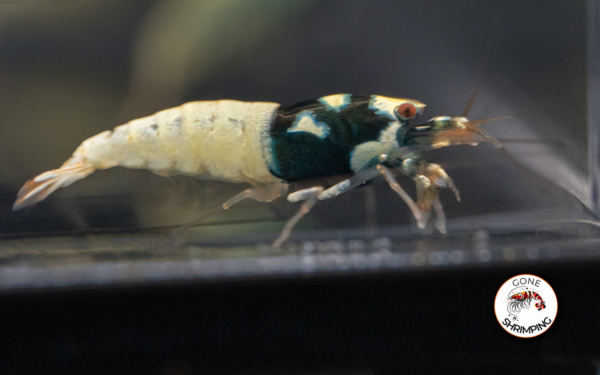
[496,138,566,149]
[468,95,562,128]
[462,20,497,118]
[461,17,560,125]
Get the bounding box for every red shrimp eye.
[395,103,417,120]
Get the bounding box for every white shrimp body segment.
[80,100,280,182]
[178,100,279,182]
[13,100,282,210]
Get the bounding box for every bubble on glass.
[478,249,491,262]
[348,239,367,252]
[473,230,490,255]
[314,241,325,253]
[368,253,383,268]
[390,253,407,267]
[223,259,244,275]
[302,241,315,253]
[350,253,369,269]
[503,247,516,261]
[438,251,450,265]
[257,258,274,272]
[428,251,439,265]
[411,252,426,266]
[190,259,203,273]
[323,255,344,270]
[371,237,392,249]
[336,255,351,270]
[281,256,299,273]
[526,247,539,260]
[301,255,317,272]
[450,250,464,264]
[325,240,344,253]
[378,248,393,266]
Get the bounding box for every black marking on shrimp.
[269,95,403,180]
[151,124,158,131]
[227,117,244,126]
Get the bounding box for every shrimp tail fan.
[13,159,95,211]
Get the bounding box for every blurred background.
[0,0,592,238]
[0,0,598,374]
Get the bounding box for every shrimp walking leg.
[315,167,383,201]
[174,182,287,235]
[279,164,390,240]
[276,161,412,246]
[274,186,324,247]
[392,156,461,233]
[376,164,426,229]
[279,158,439,244]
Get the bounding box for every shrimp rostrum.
[13,94,502,246]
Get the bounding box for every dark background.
[1,261,600,375]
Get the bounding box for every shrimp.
[14,94,503,246]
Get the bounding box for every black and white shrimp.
[13,94,503,246]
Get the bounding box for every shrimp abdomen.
[14,100,281,210]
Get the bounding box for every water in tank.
[0,0,597,288]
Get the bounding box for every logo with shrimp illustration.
[506,287,547,321]
[494,274,557,338]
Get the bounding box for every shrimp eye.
[395,103,417,120]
